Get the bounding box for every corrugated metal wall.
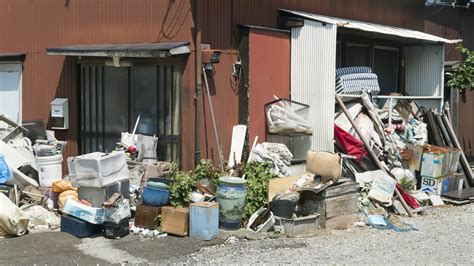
[291,20,337,152]
[0,0,213,170]
[404,45,444,110]
[0,0,428,169]
[248,29,290,143]
[200,52,240,165]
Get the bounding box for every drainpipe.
[194,0,202,167]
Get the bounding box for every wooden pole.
[335,95,414,217]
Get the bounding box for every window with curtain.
[80,64,180,163]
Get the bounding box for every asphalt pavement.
[0,231,222,264]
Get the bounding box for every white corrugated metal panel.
[405,45,444,111]
[280,9,461,44]
[291,19,337,152]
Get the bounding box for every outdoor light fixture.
[202,50,222,75]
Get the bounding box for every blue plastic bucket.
[142,186,170,207]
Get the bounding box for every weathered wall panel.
[0,0,199,169]
[456,90,474,161]
[424,6,474,151]
[404,45,444,110]
[200,52,240,165]
[248,29,290,144]
[0,0,429,169]
[204,0,425,49]
[291,20,337,152]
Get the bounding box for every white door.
[0,63,22,123]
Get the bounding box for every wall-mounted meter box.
[50,98,69,130]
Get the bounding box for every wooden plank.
[324,213,359,230]
[267,175,300,202]
[324,194,359,219]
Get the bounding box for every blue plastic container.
[142,186,170,207]
[190,202,219,240]
[61,214,103,238]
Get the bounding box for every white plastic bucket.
[36,154,63,187]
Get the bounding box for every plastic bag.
[58,190,79,211]
[0,193,29,236]
[51,180,75,193]
[0,153,12,184]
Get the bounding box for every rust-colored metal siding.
[424,7,463,61]
[0,0,428,169]
[424,6,474,153]
[456,90,474,161]
[203,0,425,49]
[248,29,290,143]
[200,51,240,165]
[0,0,200,169]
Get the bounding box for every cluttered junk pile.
[1,67,474,241]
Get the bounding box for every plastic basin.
[142,186,170,207]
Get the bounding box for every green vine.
[193,159,225,185]
[169,170,196,207]
[446,45,474,91]
[242,161,276,222]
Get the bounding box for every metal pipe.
[388,98,393,128]
[194,0,202,167]
[202,66,224,170]
[335,94,414,217]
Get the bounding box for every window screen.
[81,65,180,163]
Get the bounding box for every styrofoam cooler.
[68,151,129,187]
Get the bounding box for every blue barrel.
[216,176,247,230]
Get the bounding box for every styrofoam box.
[68,151,130,188]
[62,199,105,224]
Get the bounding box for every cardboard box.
[134,205,162,229]
[267,175,300,202]
[62,199,105,224]
[421,145,449,178]
[421,176,445,195]
[161,206,189,236]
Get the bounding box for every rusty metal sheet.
[247,28,290,143]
